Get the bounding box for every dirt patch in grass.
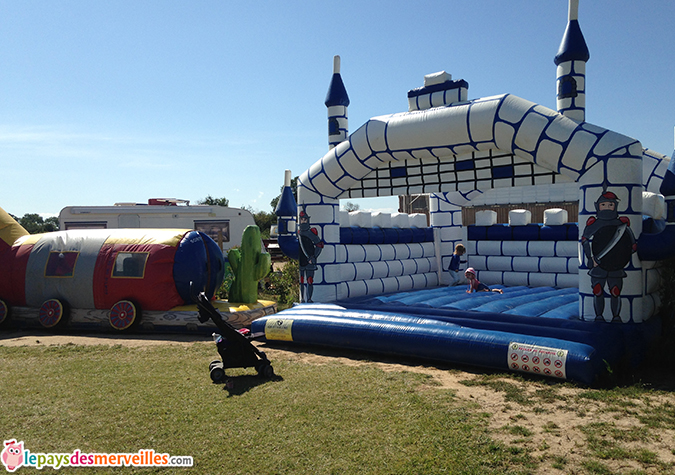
[2,330,674,474]
[0,330,211,348]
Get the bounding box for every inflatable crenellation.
[508,209,531,226]
[409,213,427,227]
[543,208,568,225]
[475,210,497,226]
[371,211,392,228]
[348,210,371,228]
[407,71,469,112]
[390,212,409,228]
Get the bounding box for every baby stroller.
[194,292,274,384]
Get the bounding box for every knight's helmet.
[594,190,620,220]
[298,205,310,226]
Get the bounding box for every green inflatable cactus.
[227,225,271,304]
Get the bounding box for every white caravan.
[59,199,255,253]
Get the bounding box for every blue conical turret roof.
[325,73,350,107]
[275,185,297,217]
[325,56,350,107]
[554,19,590,65]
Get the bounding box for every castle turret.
[325,55,350,150]
[554,0,590,122]
[274,169,299,260]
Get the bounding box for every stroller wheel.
[209,360,221,371]
[258,363,274,378]
[210,365,225,383]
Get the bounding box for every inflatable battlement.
[467,223,579,242]
[338,210,433,245]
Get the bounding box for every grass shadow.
[215,373,284,397]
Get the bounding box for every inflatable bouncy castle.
[0,207,276,332]
[259,0,674,384]
[0,207,223,330]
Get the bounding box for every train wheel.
[109,300,138,331]
[39,299,65,328]
[0,300,8,326]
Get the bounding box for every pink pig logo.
[1,440,24,473]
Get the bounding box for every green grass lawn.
[0,343,532,475]
[1,341,674,474]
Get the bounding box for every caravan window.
[45,251,79,277]
[112,252,149,278]
[64,221,107,230]
[195,221,230,252]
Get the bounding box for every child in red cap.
[464,267,503,294]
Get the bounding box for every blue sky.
[1,0,674,219]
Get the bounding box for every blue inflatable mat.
[539,302,579,319]
[504,292,579,316]
[426,286,537,308]
[480,287,578,313]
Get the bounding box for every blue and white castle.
[275,0,675,326]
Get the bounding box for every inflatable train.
[0,207,275,332]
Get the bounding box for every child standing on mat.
[464,267,503,294]
[448,243,466,286]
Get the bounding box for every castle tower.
[324,55,350,149]
[554,0,590,122]
[274,169,299,260]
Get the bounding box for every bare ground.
[2,330,674,474]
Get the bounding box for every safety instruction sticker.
[508,342,568,379]
[264,318,294,341]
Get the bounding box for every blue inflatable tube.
[252,309,607,385]
[327,301,625,365]
[277,234,300,261]
[276,304,622,364]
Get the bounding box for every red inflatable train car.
[0,207,224,330]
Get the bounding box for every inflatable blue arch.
[257,0,674,385]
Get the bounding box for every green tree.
[253,211,275,239]
[19,214,59,234]
[343,201,360,212]
[241,206,275,239]
[198,195,229,207]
